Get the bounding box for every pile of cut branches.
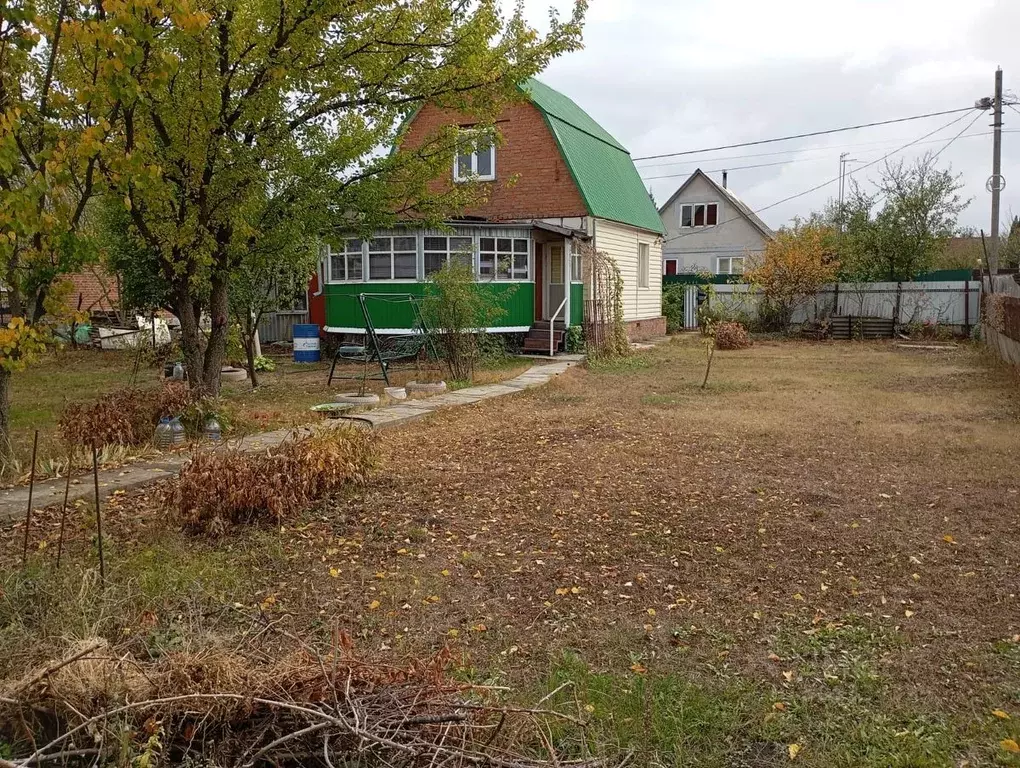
[0,635,618,768]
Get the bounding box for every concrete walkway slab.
[0,358,580,523]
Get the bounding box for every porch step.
[523,327,565,353]
[531,320,567,332]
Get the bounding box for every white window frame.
[638,243,650,288]
[367,236,418,281]
[423,234,474,277]
[453,130,496,183]
[680,202,719,229]
[716,256,745,275]
[328,239,364,283]
[478,236,529,281]
[570,241,584,283]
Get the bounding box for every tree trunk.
[245,336,259,390]
[0,367,14,476]
[201,274,229,396]
[175,282,207,395]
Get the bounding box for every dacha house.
[307,79,666,351]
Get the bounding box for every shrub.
[59,383,193,449]
[662,283,686,333]
[253,355,276,372]
[176,425,377,534]
[564,325,585,353]
[714,322,753,350]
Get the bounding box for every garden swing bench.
[326,293,439,388]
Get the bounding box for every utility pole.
[837,153,858,231]
[990,67,1004,275]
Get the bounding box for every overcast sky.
[516,0,1020,232]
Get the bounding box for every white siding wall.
[659,174,768,273]
[593,219,663,321]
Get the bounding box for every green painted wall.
[570,283,584,326]
[324,282,535,330]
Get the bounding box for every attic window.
[454,130,496,182]
[681,203,718,228]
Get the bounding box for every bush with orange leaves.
[176,425,377,534]
[745,221,839,332]
[714,322,753,350]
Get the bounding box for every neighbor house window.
[717,256,745,275]
[664,259,678,276]
[329,239,363,282]
[424,235,474,276]
[368,236,417,280]
[638,243,650,288]
[454,130,496,182]
[479,237,529,280]
[680,203,718,228]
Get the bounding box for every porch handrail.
[550,296,568,357]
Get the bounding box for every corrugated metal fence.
[257,311,309,344]
[686,281,981,330]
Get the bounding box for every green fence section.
[570,283,584,326]
[663,274,745,286]
[324,282,536,330]
[914,269,973,282]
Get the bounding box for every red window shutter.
[707,204,718,225]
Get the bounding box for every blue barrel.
[293,324,321,363]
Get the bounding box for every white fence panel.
[684,280,981,330]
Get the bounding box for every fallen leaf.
[788,743,802,760]
[646,608,657,616]
[328,567,340,578]
[1001,739,1020,753]
[772,702,786,711]
[783,670,795,681]
[368,600,381,610]
[943,535,956,544]
[630,663,647,675]
[991,709,1011,720]
[904,610,915,618]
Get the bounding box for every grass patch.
[532,652,986,768]
[586,354,652,374]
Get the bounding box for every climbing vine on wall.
[576,240,628,359]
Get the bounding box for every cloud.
[516,0,1018,231]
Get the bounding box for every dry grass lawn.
[3,338,1020,767]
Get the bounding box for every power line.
[642,129,1009,182]
[638,129,1018,173]
[931,111,985,162]
[661,109,975,245]
[633,106,978,162]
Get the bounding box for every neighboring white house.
[658,169,774,276]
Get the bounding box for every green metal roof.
[522,79,665,235]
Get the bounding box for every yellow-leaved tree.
[0,0,132,470]
[745,220,839,332]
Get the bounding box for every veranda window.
[478,237,529,280]
[424,235,474,276]
[329,240,363,282]
[368,236,417,280]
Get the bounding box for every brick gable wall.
[64,268,119,312]
[400,101,589,222]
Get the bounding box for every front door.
[544,243,565,320]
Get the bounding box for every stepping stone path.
[0,358,580,523]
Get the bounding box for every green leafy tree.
[0,0,128,467]
[833,153,968,281]
[93,0,585,395]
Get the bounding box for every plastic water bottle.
[170,417,186,446]
[155,417,173,450]
[172,362,184,381]
[203,416,221,442]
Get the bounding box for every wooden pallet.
[829,315,895,340]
